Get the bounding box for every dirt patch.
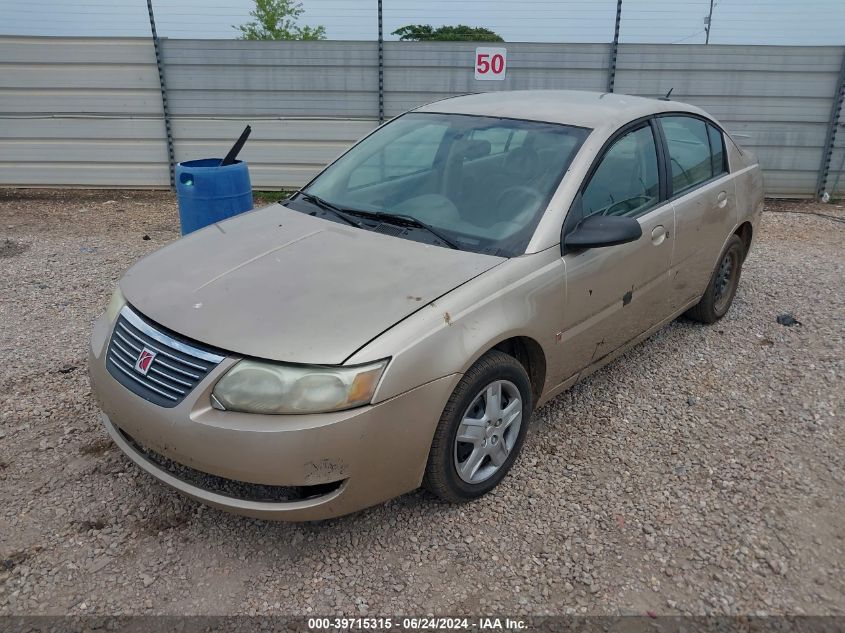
[79,438,116,456]
[137,512,190,536]
[1,546,42,573]
[0,238,29,258]
[74,518,109,533]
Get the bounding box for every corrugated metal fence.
[2,36,844,198]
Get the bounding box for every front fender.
[346,248,566,404]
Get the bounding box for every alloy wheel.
[453,380,523,484]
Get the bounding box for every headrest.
[456,139,491,161]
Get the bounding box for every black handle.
[220,125,251,166]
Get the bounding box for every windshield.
[294,112,589,256]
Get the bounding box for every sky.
[1,0,843,45]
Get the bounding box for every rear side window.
[659,116,714,194]
[660,115,729,195]
[582,125,660,219]
[708,124,727,176]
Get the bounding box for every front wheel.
[423,350,532,503]
[686,234,744,324]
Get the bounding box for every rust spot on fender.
[444,312,452,325]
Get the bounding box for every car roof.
[413,90,711,131]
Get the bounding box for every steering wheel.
[605,195,652,217]
[494,186,543,221]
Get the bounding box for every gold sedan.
[89,90,763,520]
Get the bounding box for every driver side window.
[582,125,660,219]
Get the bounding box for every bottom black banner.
[1,616,843,633]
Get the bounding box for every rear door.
[658,115,736,309]
[558,119,676,381]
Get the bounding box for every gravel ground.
[0,189,843,617]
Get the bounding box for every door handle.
[651,225,667,245]
[716,190,728,208]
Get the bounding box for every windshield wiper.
[293,191,362,228]
[292,193,458,249]
[364,212,459,249]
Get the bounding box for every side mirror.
[563,214,643,251]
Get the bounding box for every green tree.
[235,0,326,40]
[392,24,504,42]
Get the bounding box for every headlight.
[104,286,125,323]
[212,359,388,415]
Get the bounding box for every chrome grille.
[106,306,225,408]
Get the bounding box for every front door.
[558,121,676,382]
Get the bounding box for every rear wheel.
[686,234,744,324]
[424,351,532,503]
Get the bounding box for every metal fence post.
[146,0,176,190]
[816,49,845,200]
[377,0,385,123]
[607,0,622,93]
[705,0,715,44]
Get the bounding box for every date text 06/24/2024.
[307,617,527,630]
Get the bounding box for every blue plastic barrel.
[174,158,253,235]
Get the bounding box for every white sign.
[474,47,507,81]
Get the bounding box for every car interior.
[581,125,660,219]
[324,116,585,250]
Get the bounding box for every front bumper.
[89,313,460,521]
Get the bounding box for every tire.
[423,350,532,503]
[686,234,744,324]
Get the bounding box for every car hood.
[120,205,504,365]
